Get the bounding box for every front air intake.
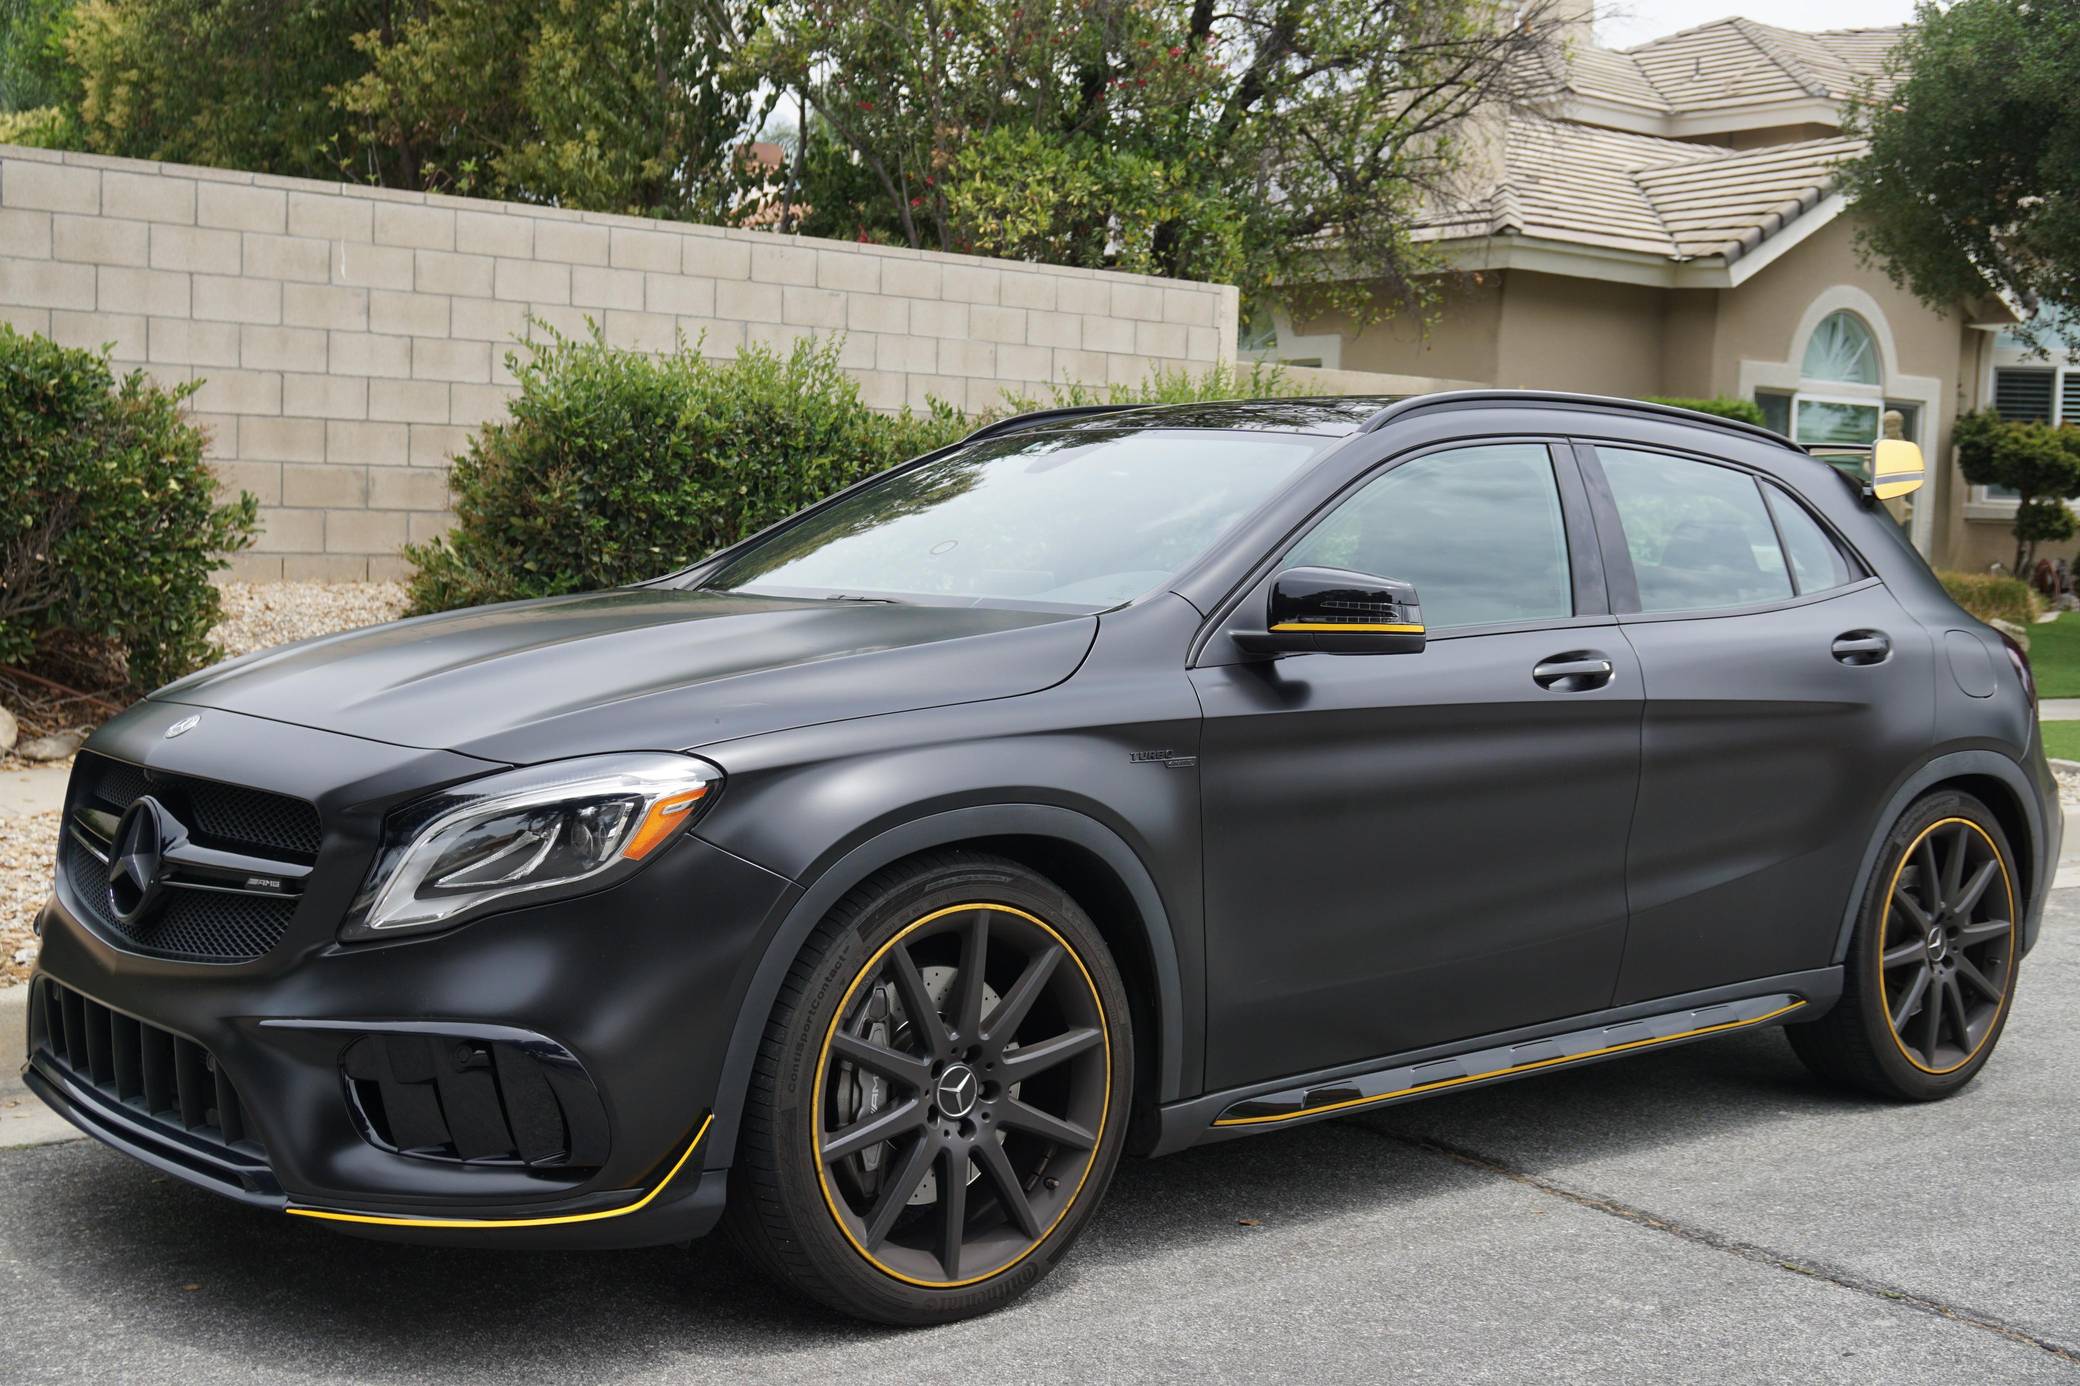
[341,1030,611,1170]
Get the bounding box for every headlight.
[342,753,720,941]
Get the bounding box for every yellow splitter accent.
[284,1114,712,1229]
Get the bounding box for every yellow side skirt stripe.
[1212,1001,1806,1128]
[284,1113,712,1229]
[1269,622,1425,634]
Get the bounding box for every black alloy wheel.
[726,852,1131,1324]
[813,901,1110,1286]
[1877,816,2016,1074]
[1787,790,2021,1100]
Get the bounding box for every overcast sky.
[1596,0,1921,48]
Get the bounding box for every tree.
[15,1,760,221]
[1841,0,2080,350]
[754,0,1559,321]
[1953,409,2080,573]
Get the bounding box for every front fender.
[695,803,1189,1176]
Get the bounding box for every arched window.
[1800,311,1880,385]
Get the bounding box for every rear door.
[1580,441,1936,1003]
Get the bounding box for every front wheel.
[724,852,1133,1324]
[1788,790,2021,1100]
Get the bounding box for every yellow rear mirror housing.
[1870,438,1926,500]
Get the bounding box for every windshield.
[696,429,1325,610]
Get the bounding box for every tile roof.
[1563,19,1902,116]
[1424,119,1862,265]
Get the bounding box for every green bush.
[0,326,257,690]
[1641,396,1768,427]
[1937,570,2041,628]
[407,328,1310,614]
[404,328,970,614]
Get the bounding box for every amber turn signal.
[621,786,710,861]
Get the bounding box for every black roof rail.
[1360,389,1803,453]
[957,403,1150,444]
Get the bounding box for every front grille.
[33,976,269,1166]
[61,831,299,961]
[60,752,313,961]
[73,751,320,858]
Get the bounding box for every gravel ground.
[0,583,408,984]
[209,580,409,659]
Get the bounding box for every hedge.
[1936,570,2040,628]
[1641,396,1769,428]
[405,327,1300,613]
[0,326,257,690]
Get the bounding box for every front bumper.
[25,704,797,1249]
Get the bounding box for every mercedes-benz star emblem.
[934,1063,979,1119]
[163,714,200,739]
[108,797,175,925]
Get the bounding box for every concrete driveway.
[3,903,2075,1384]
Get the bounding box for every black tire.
[723,850,1133,1324]
[1788,789,2022,1100]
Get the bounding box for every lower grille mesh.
[35,976,265,1159]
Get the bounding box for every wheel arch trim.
[698,803,1186,1173]
[1836,749,2045,964]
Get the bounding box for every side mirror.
[1232,566,1426,656]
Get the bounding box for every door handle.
[1533,652,1615,692]
[1831,630,1891,666]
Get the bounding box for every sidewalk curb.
[0,984,82,1148]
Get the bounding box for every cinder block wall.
[0,146,1239,581]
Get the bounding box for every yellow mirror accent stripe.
[1268,622,1425,634]
[1211,1001,1805,1128]
[283,1113,711,1228]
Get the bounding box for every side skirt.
[1152,968,1839,1153]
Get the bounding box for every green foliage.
[407,330,1312,613]
[0,325,256,689]
[1935,570,2040,627]
[1953,408,2080,571]
[335,0,755,217]
[1641,396,1768,427]
[2036,717,2080,762]
[43,0,757,219]
[404,328,970,614]
[1842,0,2080,349]
[1004,360,1302,411]
[757,0,1558,321]
[2022,613,2080,700]
[65,0,367,178]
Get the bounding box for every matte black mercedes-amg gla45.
[27,392,2058,1322]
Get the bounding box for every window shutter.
[2062,371,2080,426]
[1994,368,2055,422]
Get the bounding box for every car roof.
[977,390,1805,455]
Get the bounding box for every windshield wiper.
[820,594,903,604]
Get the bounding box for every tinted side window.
[1764,485,1855,594]
[1288,443,1572,630]
[1599,447,1792,613]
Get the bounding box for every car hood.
[153,588,1097,764]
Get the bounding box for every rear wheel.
[1788,790,2021,1100]
[725,852,1132,1324]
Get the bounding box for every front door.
[1192,441,1643,1090]
[1582,442,1936,1003]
